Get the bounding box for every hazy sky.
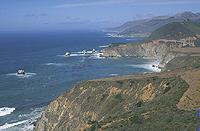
[0,0,200,31]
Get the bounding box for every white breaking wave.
[6,73,36,78]
[0,107,15,117]
[69,53,86,57]
[99,45,110,48]
[0,120,27,130]
[45,63,68,66]
[127,61,161,72]
[88,53,105,59]
[88,56,105,59]
[0,107,44,131]
[57,53,88,57]
[109,74,119,76]
[19,107,44,131]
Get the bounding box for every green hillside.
[163,56,200,71]
[148,21,200,40]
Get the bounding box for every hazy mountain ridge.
[111,11,200,37]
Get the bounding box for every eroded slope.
[34,70,199,131]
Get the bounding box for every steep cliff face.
[102,37,197,67]
[34,71,199,131]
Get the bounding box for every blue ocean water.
[0,30,157,130]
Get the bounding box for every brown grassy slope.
[177,69,200,110]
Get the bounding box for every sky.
[0,0,200,31]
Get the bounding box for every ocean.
[0,30,159,131]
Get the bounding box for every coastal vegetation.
[148,21,200,40]
[34,13,200,131]
[34,70,199,131]
[111,11,200,37]
[163,56,200,71]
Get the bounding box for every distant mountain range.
[148,21,200,40]
[110,11,200,37]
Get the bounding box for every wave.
[19,107,44,131]
[126,39,134,41]
[45,63,68,66]
[0,120,27,130]
[58,53,104,58]
[6,73,36,78]
[127,61,161,72]
[57,53,88,57]
[0,107,44,131]
[88,53,105,59]
[69,53,86,57]
[88,56,105,59]
[0,107,15,117]
[99,45,110,48]
[109,74,119,76]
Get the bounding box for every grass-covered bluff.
[34,72,199,131]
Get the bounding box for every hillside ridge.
[110,11,200,37]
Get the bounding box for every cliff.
[102,37,198,67]
[34,69,200,131]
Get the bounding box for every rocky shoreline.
[34,23,200,131]
[101,36,199,67]
[34,39,200,131]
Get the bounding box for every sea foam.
[128,61,161,72]
[0,120,27,130]
[45,63,68,66]
[6,73,36,78]
[0,107,15,117]
[109,74,119,76]
[99,45,110,48]
[0,107,44,131]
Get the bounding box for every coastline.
[34,67,200,131]
[33,27,200,130]
[126,60,161,73]
[105,33,149,38]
